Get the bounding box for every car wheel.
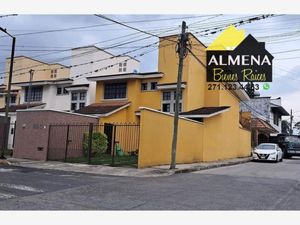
[280,157,283,162]
[275,155,279,163]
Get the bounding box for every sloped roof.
[75,101,130,116]
[251,118,278,133]
[0,103,45,113]
[180,106,230,118]
[270,103,289,116]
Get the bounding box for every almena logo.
[206,26,273,82]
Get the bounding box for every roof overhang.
[13,79,73,87]
[157,83,186,90]
[94,102,131,117]
[271,104,289,116]
[65,85,89,91]
[180,106,230,118]
[87,72,164,82]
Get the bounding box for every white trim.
[157,83,186,90]
[13,80,73,87]
[87,73,163,82]
[180,107,230,118]
[101,98,128,101]
[65,86,89,91]
[139,107,204,125]
[16,109,100,119]
[99,102,131,117]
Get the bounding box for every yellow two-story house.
[81,32,251,168]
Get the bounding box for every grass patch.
[66,154,138,167]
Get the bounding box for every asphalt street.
[0,158,300,210]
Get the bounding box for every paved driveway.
[0,158,300,210]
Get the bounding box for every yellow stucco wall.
[202,86,251,161]
[238,128,252,157]
[138,108,204,168]
[94,33,251,167]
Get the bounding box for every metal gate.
[47,123,140,167]
[0,116,10,155]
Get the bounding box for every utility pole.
[170,21,188,169]
[0,27,16,159]
[290,109,293,135]
[27,69,34,109]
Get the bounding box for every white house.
[66,46,140,111]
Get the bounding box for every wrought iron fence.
[47,123,140,167]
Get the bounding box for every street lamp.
[0,27,16,159]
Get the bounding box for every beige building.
[0,56,70,108]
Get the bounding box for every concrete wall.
[13,110,98,161]
[138,108,204,168]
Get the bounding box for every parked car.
[252,143,283,162]
[276,135,300,158]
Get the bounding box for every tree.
[281,120,290,134]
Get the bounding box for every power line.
[0,15,209,38]
[0,14,17,18]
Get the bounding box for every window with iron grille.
[150,82,157,90]
[25,86,43,102]
[71,91,86,110]
[141,83,148,91]
[104,82,127,99]
[118,62,127,72]
[57,86,68,95]
[51,69,57,78]
[161,90,183,113]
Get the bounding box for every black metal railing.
[47,123,140,167]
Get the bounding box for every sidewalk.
[6,157,252,177]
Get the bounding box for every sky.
[0,14,299,124]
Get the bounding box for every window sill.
[102,98,128,101]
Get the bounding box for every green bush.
[82,132,108,157]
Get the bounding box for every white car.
[252,143,283,162]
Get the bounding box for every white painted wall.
[70,46,140,106]
[19,85,71,111]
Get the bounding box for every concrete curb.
[5,157,252,177]
[172,158,252,174]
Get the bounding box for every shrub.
[82,132,108,157]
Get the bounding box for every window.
[163,92,171,100]
[51,69,57,78]
[57,86,68,95]
[104,82,127,99]
[273,113,279,126]
[25,86,43,102]
[141,83,148,91]
[150,82,157,90]
[162,103,170,112]
[119,62,127,72]
[161,90,183,113]
[70,91,86,111]
[10,95,16,104]
[57,87,62,95]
